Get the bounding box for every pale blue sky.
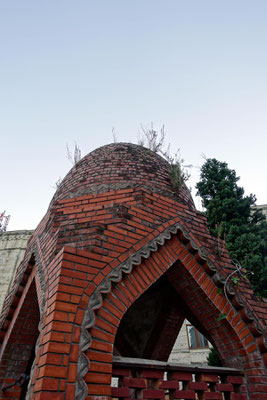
[1,1,267,230]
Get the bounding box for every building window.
[186,324,209,348]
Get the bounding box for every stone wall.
[169,320,211,364]
[0,230,33,311]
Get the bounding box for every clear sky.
[1,1,266,231]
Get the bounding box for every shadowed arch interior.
[0,278,40,398]
[114,275,185,361]
[113,256,246,370]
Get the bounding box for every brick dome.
[51,143,195,208]
[1,143,267,400]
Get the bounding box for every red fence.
[111,357,247,400]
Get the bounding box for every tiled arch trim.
[75,221,266,400]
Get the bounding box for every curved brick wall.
[0,143,266,400]
[50,143,195,207]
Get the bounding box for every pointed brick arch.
[76,222,266,399]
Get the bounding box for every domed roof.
[51,143,195,208]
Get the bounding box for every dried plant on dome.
[66,143,82,166]
[54,177,62,189]
[138,123,166,153]
[162,146,191,191]
[138,124,191,191]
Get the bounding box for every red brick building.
[0,143,266,399]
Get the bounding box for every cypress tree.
[196,158,267,297]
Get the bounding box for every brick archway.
[0,143,266,400]
[78,223,264,399]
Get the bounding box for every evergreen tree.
[196,158,267,297]
[207,347,222,367]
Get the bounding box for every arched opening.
[0,278,40,399]
[84,233,254,399]
[113,259,241,369]
[114,275,185,361]
[110,260,247,399]
[114,272,213,366]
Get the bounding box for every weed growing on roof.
[137,123,191,191]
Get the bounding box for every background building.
[0,230,33,311]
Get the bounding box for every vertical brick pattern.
[29,248,99,399]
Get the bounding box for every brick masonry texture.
[0,143,266,400]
